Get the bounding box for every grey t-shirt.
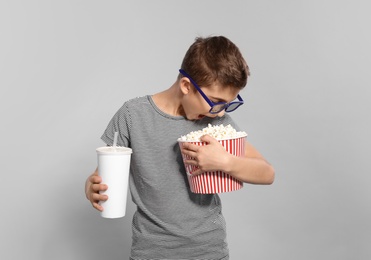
[101,95,239,260]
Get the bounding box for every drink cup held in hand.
[96,146,132,218]
[178,124,247,194]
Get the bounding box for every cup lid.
[96,146,132,155]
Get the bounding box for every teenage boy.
[85,36,274,260]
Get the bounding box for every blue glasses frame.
[179,69,244,114]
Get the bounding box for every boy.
[85,36,274,260]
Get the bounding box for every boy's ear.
[179,77,191,95]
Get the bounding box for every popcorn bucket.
[178,136,246,194]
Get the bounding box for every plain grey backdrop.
[1,1,370,259]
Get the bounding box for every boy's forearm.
[224,155,275,184]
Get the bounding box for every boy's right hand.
[85,168,108,212]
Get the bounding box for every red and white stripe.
[180,137,245,194]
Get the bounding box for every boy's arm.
[223,140,275,184]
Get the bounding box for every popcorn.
[179,124,247,141]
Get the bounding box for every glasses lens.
[210,104,227,114]
[225,102,242,112]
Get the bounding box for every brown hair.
[179,36,250,90]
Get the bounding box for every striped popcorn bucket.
[178,136,246,194]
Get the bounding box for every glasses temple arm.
[179,69,214,107]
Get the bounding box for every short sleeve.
[101,102,131,147]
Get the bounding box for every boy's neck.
[152,82,185,117]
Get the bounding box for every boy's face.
[181,80,240,120]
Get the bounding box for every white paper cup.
[178,136,246,194]
[96,146,132,218]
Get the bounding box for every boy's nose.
[208,110,225,118]
[218,110,225,117]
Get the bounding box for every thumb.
[200,134,217,144]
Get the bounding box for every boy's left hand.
[180,134,230,175]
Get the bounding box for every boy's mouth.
[197,114,205,119]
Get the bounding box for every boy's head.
[179,36,250,90]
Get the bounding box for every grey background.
[1,1,370,259]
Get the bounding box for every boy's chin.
[185,114,207,121]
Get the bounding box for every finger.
[191,168,203,176]
[180,142,188,149]
[91,183,108,193]
[181,149,198,159]
[90,175,102,184]
[92,193,108,202]
[182,142,200,152]
[184,159,198,166]
[200,134,216,143]
[92,202,104,212]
